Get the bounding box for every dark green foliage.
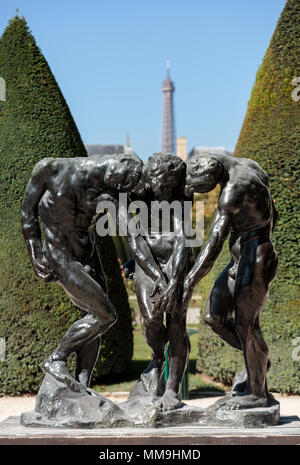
[0,16,87,211]
[235,0,300,286]
[197,0,300,393]
[0,16,132,395]
[93,235,133,380]
[112,234,131,264]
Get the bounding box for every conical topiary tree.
[234,0,300,393]
[197,0,300,393]
[0,15,132,395]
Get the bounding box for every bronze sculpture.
[181,153,278,409]
[20,152,280,428]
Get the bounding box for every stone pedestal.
[1,415,300,445]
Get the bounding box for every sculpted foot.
[219,393,269,410]
[41,357,81,393]
[159,390,181,412]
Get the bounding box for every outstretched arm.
[182,206,231,307]
[21,159,57,282]
[127,234,166,288]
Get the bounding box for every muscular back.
[218,158,272,233]
[30,157,105,260]
[219,159,272,234]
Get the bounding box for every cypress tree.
[0,15,132,395]
[197,0,300,392]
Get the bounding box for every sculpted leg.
[42,250,117,391]
[75,335,101,386]
[133,266,167,396]
[75,251,108,387]
[204,261,272,395]
[204,263,240,350]
[221,242,278,409]
[140,319,167,396]
[159,312,190,412]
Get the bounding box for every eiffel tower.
[161,60,175,153]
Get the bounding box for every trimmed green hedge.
[196,0,300,393]
[93,235,133,380]
[0,15,132,395]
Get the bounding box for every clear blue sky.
[0,0,286,159]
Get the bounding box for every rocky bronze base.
[205,392,280,428]
[21,374,161,428]
[21,374,280,429]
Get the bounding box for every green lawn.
[92,327,225,396]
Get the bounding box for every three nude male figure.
[22,150,278,411]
